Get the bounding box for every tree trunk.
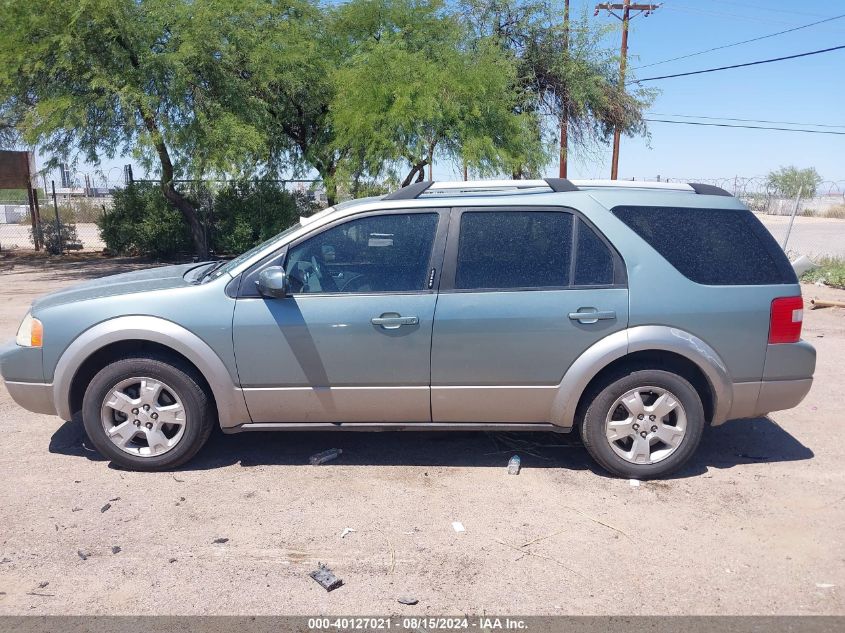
[161,181,207,257]
[113,32,208,258]
[401,161,428,187]
[139,110,208,258]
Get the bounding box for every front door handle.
[371,313,419,329]
[568,308,617,324]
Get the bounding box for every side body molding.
[52,316,251,427]
[551,325,734,429]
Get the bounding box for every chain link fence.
[0,179,328,255]
[0,192,108,253]
[3,176,844,263]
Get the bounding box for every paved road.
[757,215,845,259]
[0,257,843,615]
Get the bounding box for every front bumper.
[3,380,57,415]
[0,339,56,416]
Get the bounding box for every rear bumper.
[725,378,813,422]
[3,380,57,416]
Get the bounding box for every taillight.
[769,296,803,344]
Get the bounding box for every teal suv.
[0,179,815,478]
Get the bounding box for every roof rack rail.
[383,178,579,200]
[382,178,734,200]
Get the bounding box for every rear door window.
[455,211,573,289]
[612,206,796,285]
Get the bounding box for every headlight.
[15,313,43,348]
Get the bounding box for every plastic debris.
[77,550,89,561]
[310,564,343,591]
[310,448,342,465]
[398,596,419,605]
[340,527,356,539]
[111,546,121,554]
[629,479,640,487]
[507,455,521,475]
[816,583,835,589]
[100,503,111,513]
[212,537,229,544]
[452,522,465,533]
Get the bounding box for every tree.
[330,0,544,186]
[0,0,289,257]
[766,166,822,198]
[459,0,654,170]
[244,3,349,205]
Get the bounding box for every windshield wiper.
[197,260,227,283]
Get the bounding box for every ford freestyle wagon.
[0,179,815,478]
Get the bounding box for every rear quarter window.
[611,205,797,285]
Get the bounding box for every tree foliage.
[330,0,545,185]
[1,0,653,256]
[766,166,822,199]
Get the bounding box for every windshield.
[211,222,305,280]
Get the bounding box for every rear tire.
[81,355,215,471]
[580,368,705,479]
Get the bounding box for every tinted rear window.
[612,206,796,285]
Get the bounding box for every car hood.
[31,263,205,312]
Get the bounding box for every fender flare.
[52,315,251,427]
[550,325,734,428]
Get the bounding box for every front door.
[233,209,447,423]
[430,207,629,423]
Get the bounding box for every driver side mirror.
[256,266,289,299]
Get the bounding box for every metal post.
[781,185,803,251]
[51,180,63,255]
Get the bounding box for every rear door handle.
[568,308,617,324]
[371,313,419,329]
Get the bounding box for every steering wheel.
[338,273,372,293]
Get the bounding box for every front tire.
[580,369,705,479]
[81,355,215,471]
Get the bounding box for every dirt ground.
[0,255,843,616]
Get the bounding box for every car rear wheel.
[580,369,705,479]
[81,355,215,471]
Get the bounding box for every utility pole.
[594,1,660,179]
[559,0,570,178]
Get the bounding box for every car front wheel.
[81,355,215,471]
[580,369,705,479]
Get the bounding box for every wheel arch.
[551,325,733,428]
[53,316,250,427]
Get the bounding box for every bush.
[212,181,301,255]
[98,180,318,259]
[98,183,192,258]
[802,256,845,289]
[30,220,80,254]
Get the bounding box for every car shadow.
[49,416,813,479]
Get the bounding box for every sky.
[38,0,845,189]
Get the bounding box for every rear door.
[430,206,629,423]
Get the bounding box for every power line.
[634,44,845,82]
[647,113,845,129]
[644,118,845,135]
[633,14,845,70]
